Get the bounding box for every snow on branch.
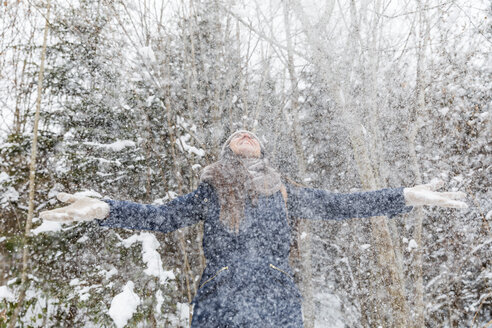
[83,140,136,151]
[176,134,205,157]
[120,232,175,284]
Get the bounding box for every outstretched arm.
[40,182,214,233]
[286,184,412,220]
[285,179,467,221]
[100,183,212,232]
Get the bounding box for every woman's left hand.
[404,179,468,208]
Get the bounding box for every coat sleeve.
[98,182,213,233]
[285,183,412,220]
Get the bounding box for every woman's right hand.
[39,192,110,222]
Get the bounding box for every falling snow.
[0,0,490,327]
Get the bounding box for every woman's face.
[229,132,261,158]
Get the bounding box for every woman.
[40,130,467,327]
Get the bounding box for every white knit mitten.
[403,179,468,209]
[39,192,110,222]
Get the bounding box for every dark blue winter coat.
[100,182,412,327]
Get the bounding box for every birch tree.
[8,1,51,327]
[288,0,411,325]
[279,2,317,327]
[405,1,429,325]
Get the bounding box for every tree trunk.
[8,1,50,327]
[282,2,314,327]
[406,1,430,326]
[290,0,410,325]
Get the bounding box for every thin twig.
[220,5,309,62]
[471,292,491,327]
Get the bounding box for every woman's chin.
[237,149,258,158]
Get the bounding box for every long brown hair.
[201,148,304,280]
[200,148,258,233]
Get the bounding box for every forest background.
[0,0,490,327]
